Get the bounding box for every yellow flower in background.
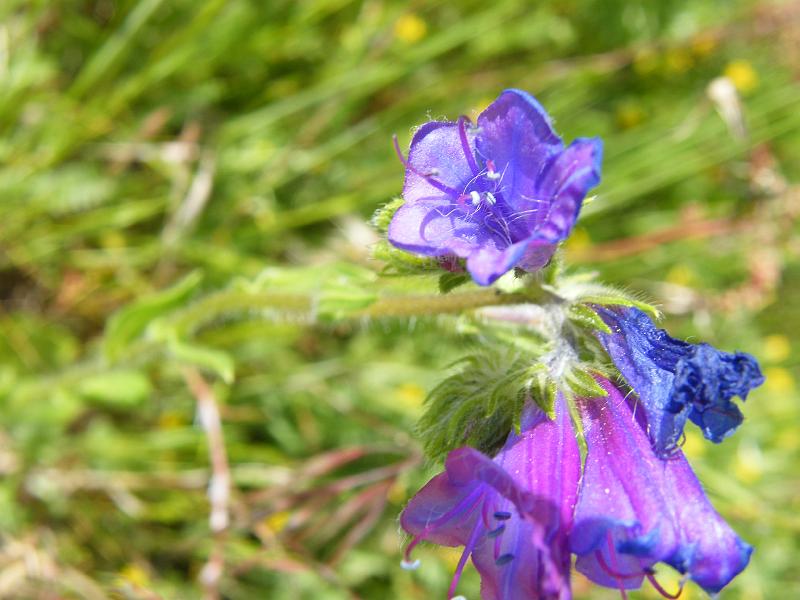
[764,366,795,394]
[118,563,150,588]
[663,47,693,74]
[681,430,706,459]
[616,101,646,129]
[396,382,425,409]
[762,334,790,363]
[666,264,697,287]
[633,47,660,75]
[394,13,427,44]
[157,410,186,429]
[470,96,495,118]
[265,510,290,533]
[691,33,718,58]
[735,442,764,484]
[724,60,759,93]
[563,226,591,254]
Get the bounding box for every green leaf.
[103,271,203,361]
[78,370,152,407]
[417,351,533,462]
[168,338,235,384]
[316,264,379,321]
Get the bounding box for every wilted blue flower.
[596,306,764,456]
[400,401,580,599]
[388,89,602,285]
[571,378,753,597]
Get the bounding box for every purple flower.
[596,306,765,457]
[388,89,602,285]
[400,400,580,599]
[401,379,753,599]
[571,378,753,596]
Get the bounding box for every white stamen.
[486,170,501,180]
[401,559,421,571]
[470,190,481,206]
[485,192,496,205]
[450,596,468,600]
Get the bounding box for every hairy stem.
[171,286,548,334]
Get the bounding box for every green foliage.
[1,1,798,599]
[416,352,533,463]
[104,270,203,360]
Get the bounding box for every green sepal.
[439,272,470,294]
[563,367,608,399]
[567,303,612,334]
[371,239,443,274]
[526,363,557,417]
[541,252,564,286]
[564,282,661,320]
[580,294,661,320]
[370,197,404,233]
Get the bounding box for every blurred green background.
[1,1,799,598]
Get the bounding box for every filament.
[458,116,481,176]
[392,134,460,197]
[646,571,684,599]
[448,521,484,600]
[403,488,484,562]
[606,533,630,600]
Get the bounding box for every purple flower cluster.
[392,91,764,599]
[388,89,602,285]
[401,308,763,599]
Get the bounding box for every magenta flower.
[388,89,602,285]
[400,401,580,599]
[596,306,764,457]
[571,379,753,597]
[401,379,752,599]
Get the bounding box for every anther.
[486,159,501,180]
[470,191,481,206]
[495,553,514,566]
[487,524,505,538]
[400,558,421,571]
[493,511,511,520]
[485,192,496,205]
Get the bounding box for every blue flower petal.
[596,306,764,455]
[388,90,602,285]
